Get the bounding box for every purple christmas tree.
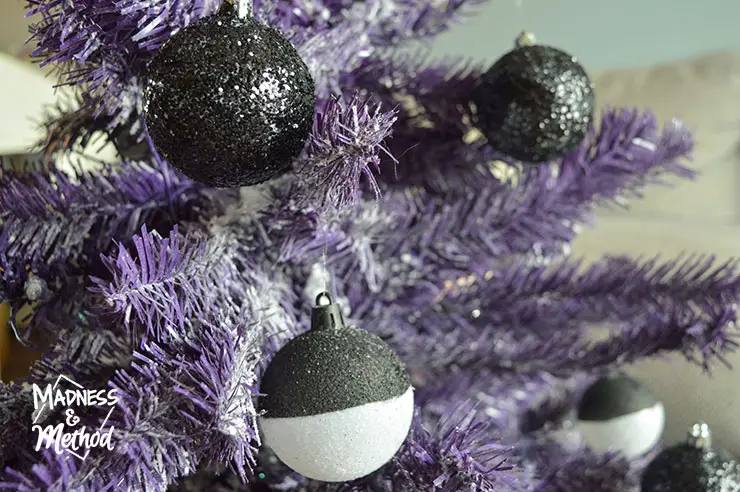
[0,0,738,490]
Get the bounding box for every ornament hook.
[316,292,334,306]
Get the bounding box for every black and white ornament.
[143,2,315,188]
[576,375,665,458]
[474,33,595,163]
[258,293,414,482]
[642,423,740,492]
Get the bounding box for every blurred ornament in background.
[474,34,595,163]
[641,422,740,492]
[575,374,665,458]
[143,4,315,188]
[258,292,413,482]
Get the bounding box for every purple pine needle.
[388,405,525,491]
[296,94,396,211]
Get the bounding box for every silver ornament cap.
[310,292,346,331]
[687,422,712,450]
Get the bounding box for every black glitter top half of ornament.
[475,44,595,163]
[641,444,740,492]
[143,11,315,188]
[258,326,412,418]
[577,375,659,421]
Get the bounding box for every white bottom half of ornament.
[576,402,665,458]
[260,386,414,482]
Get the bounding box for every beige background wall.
[577,55,740,454]
[2,0,739,455]
[0,0,29,56]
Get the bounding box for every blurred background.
[1,0,740,455]
[5,0,740,68]
[428,0,740,69]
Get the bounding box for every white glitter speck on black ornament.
[475,44,595,163]
[258,293,413,482]
[143,7,315,188]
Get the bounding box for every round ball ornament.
[474,37,595,163]
[576,375,665,458]
[258,292,414,482]
[143,4,315,188]
[642,423,740,492]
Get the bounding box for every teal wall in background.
[427,0,740,69]
[4,0,739,69]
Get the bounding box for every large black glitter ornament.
[143,5,315,188]
[641,423,740,492]
[259,292,413,482]
[475,39,595,163]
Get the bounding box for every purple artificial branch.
[390,107,693,258]
[288,102,694,291]
[386,405,525,491]
[463,255,740,340]
[91,225,211,341]
[565,302,739,372]
[26,0,222,134]
[413,369,579,437]
[347,55,497,192]
[0,312,133,490]
[353,252,740,375]
[313,183,740,380]
[1,449,81,492]
[442,256,740,373]
[365,0,488,44]
[352,56,693,216]
[0,385,37,482]
[438,287,738,376]
[92,220,302,342]
[2,232,294,489]
[101,326,261,490]
[294,94,396,211]
[35,92,103,157]
[0,161,218,298]
[259,0,483,44]
[254,0,354,34]
[294,21,376,97]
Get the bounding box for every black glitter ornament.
[474,40,595,163]
[143,5,315,188]
[641,423,740,492]
[576,375,665,458]
[259,292,413,482]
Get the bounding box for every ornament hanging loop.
[316,292,334,306]
[311,292,346,331]
[225,0,253,18]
